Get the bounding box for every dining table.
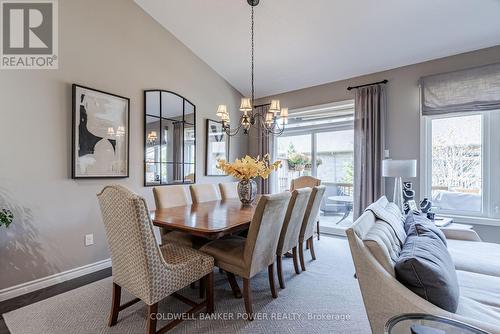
[151,196,261,297]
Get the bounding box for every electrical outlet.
[384,149,390,158]
[85,234,94,246]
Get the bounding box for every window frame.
[421,111,495,220]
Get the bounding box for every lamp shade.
[382,159,417,177]
[216,104,227,117]
[269,99,281,113]
[239,98,252,112]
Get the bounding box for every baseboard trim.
[0,258,112,302]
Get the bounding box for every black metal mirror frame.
[205,118,230,176]
[144,90,196,186]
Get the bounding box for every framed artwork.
[72,84,130,179]
[205,119,229,176]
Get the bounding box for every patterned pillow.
[365,196,406,246]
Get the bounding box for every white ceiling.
[135,0,500,98]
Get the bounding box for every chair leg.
[206,272,214,314]
[268,263,278,298]
[292,247,301,274]
[299,242,306,271]
[242,278,253,320]
[277,255,285,289]
[199,277,206,299]
[108,283,121,326]
[147,303,158,334]
[309,237,316,260]
[226,272,242,298]
[317,220,320,240]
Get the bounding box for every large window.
[423,112,500,219]
[273,100,355,233]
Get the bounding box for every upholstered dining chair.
[98,185,214,334]
[200,192,291,320]
[276,188,312,288]
[290,176,322,240]
[219,182,239,200]
[298,185,326,271]
[153,185,202,248]
[190,184,222,203]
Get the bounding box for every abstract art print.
[72,84,130,178]
[205,119,229,176]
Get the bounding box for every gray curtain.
[353,84,386,219]
[421,62,500,115]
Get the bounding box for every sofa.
[347,196,500,334]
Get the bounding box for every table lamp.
[382,159,417,213]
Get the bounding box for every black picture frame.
[205,119,230,176]
[143,90,196,186]
[72,84,130,179]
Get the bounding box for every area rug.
[3,237,370,334]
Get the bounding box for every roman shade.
[420,62,500,115]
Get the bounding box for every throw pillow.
[404,212,447,246]
[366,196,406,246]
[395,233,460,312]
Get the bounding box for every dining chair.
[97,185,214,334]
[190,184,222,203]
[276,188,312,288]
[153,185,201,248]
[218,182,239,200]
[298,185,326,271]
[200,192,291,320]
[290,176,322,240]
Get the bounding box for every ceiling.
[135,0,500,98]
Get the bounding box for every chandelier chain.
[251,5,254,106]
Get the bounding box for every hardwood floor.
[0,267,112,334]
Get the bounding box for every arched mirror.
[144,90,196,186]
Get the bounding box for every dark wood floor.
[0,267,112,334]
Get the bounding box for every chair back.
[299,185,326,242]
[97,185,163,302]
[243,192,291,277]
[190,184,221,203]
[277,188,312,256]
[290,176,321,191]
[153,185,192,209]
[219,182,239,200]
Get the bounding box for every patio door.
[273,101,355,236]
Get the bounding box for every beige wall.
[0,0,246,289]
[254,45,500,243]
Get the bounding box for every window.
[423,111,500,219]
[273,100,355,234]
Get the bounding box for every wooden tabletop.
[152,197,260,239]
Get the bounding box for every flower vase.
[237,179,257,205]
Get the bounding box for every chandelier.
[216,0,288,136]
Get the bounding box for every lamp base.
[393,176,405,215]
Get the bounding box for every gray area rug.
[3,237,370,334]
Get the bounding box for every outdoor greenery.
[0,209,14,228]
[341,160,354,184]
[286,143,322,170]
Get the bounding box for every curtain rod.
[347,79,388,91]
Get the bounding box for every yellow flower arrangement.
[217,154,281,181]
